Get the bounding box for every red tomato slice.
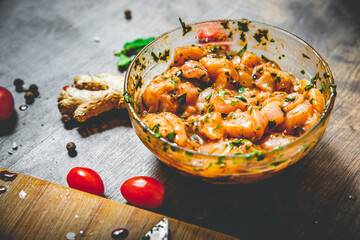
[197,26,227,43]
[66,167,104,196]
[120,176,165,209]
[0,87,14,121]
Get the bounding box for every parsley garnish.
[218,90,226,96]
[124,91,134,103]
[238,87,247,93]
[268,120,276,129]
[236,43,248,57]
[205,92,213,100]
[166,131,176,142]
[179,17,192,36]
[285,96,296,102]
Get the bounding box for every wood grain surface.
[0,168,237,239]
[0,0,359,239]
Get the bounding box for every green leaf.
[117,54,132,67]
[115,37,155,71]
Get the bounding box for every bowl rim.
[124,19,336,159]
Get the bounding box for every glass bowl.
[124,19,336,184]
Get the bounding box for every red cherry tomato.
[66,167,104,196]
[120,176,165,209]
[0,87,14,120]
[197,26,227,43]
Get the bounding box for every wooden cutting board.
[0,169,238,240]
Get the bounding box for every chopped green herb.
[305,84,314,91]
[166,131,176,142]
[216,155,226,165]
[220,21,229,29]
[231,101,239,106]
[185,151,194,157]
[179,17,192,36]
[300,70,305,75]
[176,93,187,105]
[205,92,213,100]
[320,82,326,93]
[151,52,159,62]
[218,90,226,96]
[238,87,247,93]
[124,91,134,103]
[253,29,269,43]
[274,146,283,151]
[268,120,276,129]
[175,70,183,77]
[246,150,264,161]
[237,21,249,32]
[237,96,247,102]
[280,106,286,117]
[228,31,233,38]
[323,73,330,78]
[250,107,253,114]
[285,96,296,102]
[269,159,287,166]
[214,124,221,130]
[302,53,310,59]
[236,44,247,57]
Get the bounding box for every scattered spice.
[0,170,18,181]
[66,142,77,157]
[14,78,25,92]
[24,91,34,104]
[124,9,132,20]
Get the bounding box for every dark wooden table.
[1,0,359,239]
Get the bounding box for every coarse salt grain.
[19,190,26,199]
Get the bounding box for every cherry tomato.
[120,176,165,209]
[63,85,69,91]
[197,26,227,43]
[0,87,14,121]
[66,167,104,196]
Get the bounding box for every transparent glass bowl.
[124,19,336,184]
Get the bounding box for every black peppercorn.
[61,114,71,123]
[29,84,39,97]
[66,142,76,151]
[124,9,132,20]
[24,91,34,104]
[29,84,38,92]
[14,78,24,87]
[66,142,77,157]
